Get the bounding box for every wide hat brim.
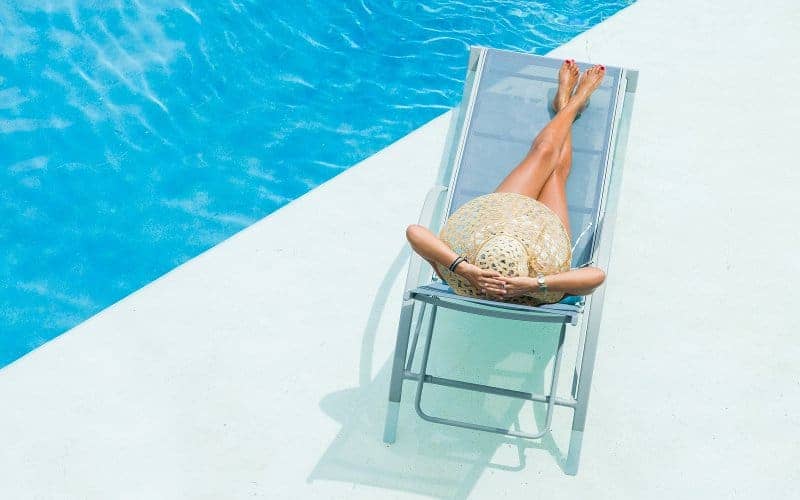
[436,192,571,306]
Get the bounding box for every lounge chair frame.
[382,46,637,475]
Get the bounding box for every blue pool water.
[0,1,633,368]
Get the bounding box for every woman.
[406,60,608,303]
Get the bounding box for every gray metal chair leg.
[404,302,428,372]
[565,429,584,476]
[565,292,606,475]
[383,300,416,443]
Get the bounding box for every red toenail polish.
[600,65,605,70]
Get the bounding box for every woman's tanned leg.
[537,160,571,235]
[495,63,604,199]
[537,80,575,235]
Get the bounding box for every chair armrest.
[417,185,448,227]
[402,185,449,300]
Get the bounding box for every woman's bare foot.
[553,59,579,112]
[570,64,606,109]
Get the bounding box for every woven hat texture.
[436,192,571,306]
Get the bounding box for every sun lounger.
[382,46,638,475]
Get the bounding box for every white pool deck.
[3,1,800,498]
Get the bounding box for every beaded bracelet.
[448,255,467,272]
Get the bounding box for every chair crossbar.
[403,371,577,409]
[410,289,576,325]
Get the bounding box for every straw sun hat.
[436,192,571,306]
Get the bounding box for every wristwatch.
[536,274,547,292]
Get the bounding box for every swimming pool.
[0,0,633,368]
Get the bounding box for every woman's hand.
[496,276,536,299]
[454,262,506,298]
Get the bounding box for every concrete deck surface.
[1,0,799,498]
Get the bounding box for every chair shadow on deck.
[308,247,571,499]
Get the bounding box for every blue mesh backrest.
[448,49,620,267]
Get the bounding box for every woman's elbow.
[589,267,606,289]
[405,224,425,245]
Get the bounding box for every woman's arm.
[405,224,507,297]
[405,224,460,274]
[497,267,606,298]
